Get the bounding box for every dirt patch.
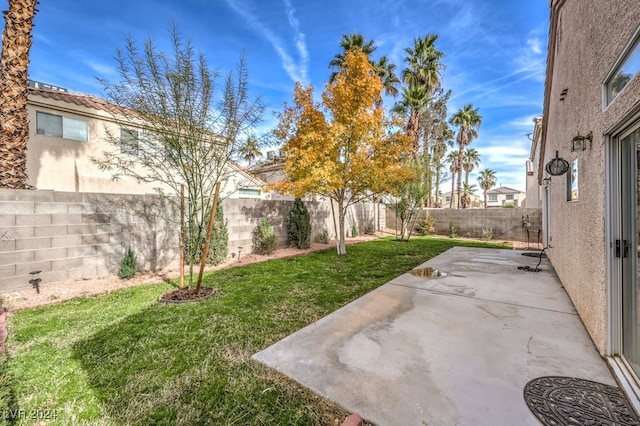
[1,235,380,312]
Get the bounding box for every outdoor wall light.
[542,177,551,186]
[545,151,569,176]
[570,131,593,152]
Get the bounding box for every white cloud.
[224,0,309,85]
[82,59,116,78]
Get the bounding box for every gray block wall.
[0,189,384,291]
[385,206,543,242]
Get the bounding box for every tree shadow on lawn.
[70,289,348,426]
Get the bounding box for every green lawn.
[1,237,508,425]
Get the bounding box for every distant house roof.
[28,86,117,113]
[251,160,285,174]
[487,186,524,194]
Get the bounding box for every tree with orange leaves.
[273,50,413,256]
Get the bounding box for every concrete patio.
[253,247,616,425]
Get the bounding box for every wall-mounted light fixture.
[542,177,551,186]
[545,151,569,176]
[570,131,593,152]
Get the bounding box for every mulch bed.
[158,287,217,304]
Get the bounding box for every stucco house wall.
[25,87,267,199]
[542,0,640,353]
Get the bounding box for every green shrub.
[351,224,358,237]
[448,220,457,238]
[482,226,493,240]
[253,218,277,255]
[287,198,311,249]
[207,201,228,265]
[415,214,436,236]
[318,228,331,244]
[118,246,137,279]
[503,203,516,208]
[363,222,376,235]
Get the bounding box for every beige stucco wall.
[544,0,640,354]
[25,92,266,199]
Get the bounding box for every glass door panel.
[622,128,640,373]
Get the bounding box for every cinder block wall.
[385,207,542,242]
[0,189,384,291]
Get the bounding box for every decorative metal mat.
[524,376,640,426]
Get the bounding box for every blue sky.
[22,0,549,192]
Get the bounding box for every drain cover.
[409,267,447,278]
[524,376,640,426]
[522,252,547,258]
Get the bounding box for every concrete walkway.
[253,247,616,426]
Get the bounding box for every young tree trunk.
[449,173,455,208]
[337,198,347,257]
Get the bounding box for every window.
[36,111,87,141]
[606,34,640,105]
[445,196,451,202]
[506,194,514,200]
[567,159,579,201]
[238,188,260,197]
[488,194,497,202]
[120,128,139,155]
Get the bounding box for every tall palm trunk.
[455,146,464,209]
[449,170,455,208]
[0,0,38,189]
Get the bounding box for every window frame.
[604,27,640,107]
[36,111,88,142]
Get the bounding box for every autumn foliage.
[273,50,412,256]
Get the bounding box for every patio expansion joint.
[388,281,578,317]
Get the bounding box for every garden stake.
[196,182,221,294]
[180,184,185,289]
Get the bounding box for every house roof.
[28,86,117,112]
[487,186,524,194]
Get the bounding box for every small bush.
[253,218,277,255]
[351,224,358,237]
[503,203,516,208]
[482,226,493,240]
[119,246,137,279]
[363,222,376,235]
[318,228,331,244]
[207,202,229,265]
[415,214,436,236]
[448,220,457,238]
[287,198,311,249]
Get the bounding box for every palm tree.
[402,34,444,95]
[450,104,482,208]
[446,150,459,208]
[433,125,454,208]
[397,35,444,154]
[329,33,399,98]
[239,136,262,168]
[460,182,477,209]
[478,168,497,208]
[0,0,39,189]
[393,86,428,150]
[462,148,481,187]
[374,55,400,97]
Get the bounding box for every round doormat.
[523,376,640,426]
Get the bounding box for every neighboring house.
[525,117,543,209]
[25,82,267,199]
[441,190,481,209]
[485,186,525,208]
[251,157,292,201]
[538,0,640,409]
